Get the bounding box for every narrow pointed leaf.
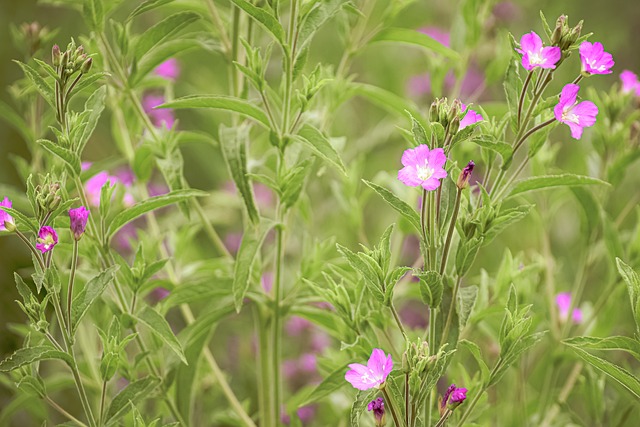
[0,347,72,372]
[295,124,346,174]
[134,12,200,59]
[362,180,421,233]
[136,307,187,364]
[371,28,460,60]
[159,95,270,127]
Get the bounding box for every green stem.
[439,188,462,275]
[439,276,462,349]
[271,203,286,427]
[45,396,88,427]
[455,359,502,427]
[405,372,410,426]
[382,386,403,427]
[517,71,534,129]
[69,350,97,427]
[390,302,408,339]
[98,380,107,427]
[14,229,45,271]
[434,409,452,427]
[67,239,79,335]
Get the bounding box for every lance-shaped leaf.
[297,364,347,407]
[77,86,106,154]
[37,139,82,176]
[229,0,286,45]
[233,221,275,311]
[132,38,199,85]
[0,206,39,235]
[371,28,460,60]
[564,336,640,361]
[294,124,346,174]
[362,180,421,233]
[13,60,55,109]
[72,266,119,332]
[128,0,175,20]
[0,347,72,372]
[350,389,378,427]
[136,306,187,364]
[506,174,609,199]
[158,96,270,127]
[616,258,640,333]
[107,189,206,237]
[83,0,105,32]
[134,12,200,59]
[105,376,161,425]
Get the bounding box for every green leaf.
[350,389,378,427]
[0,347,72,372]
[0,207,39,235]
[136,306,187,364]
[296,0,348,54]
[107,189,206,237]
[483,205,532,244]
[362,180,421,233]
[564,343,640,399]
[472,135,512,161]
[336,244,384,304]
[416,270,443,308]
[77,86,106,154]
[133,38,198,85]
[37,138,82,176]
[459,339,490,384]
[371,28,460,61]
[159,95,270,127]
[105,376,161,425]
[281,159,313,209]
[506,174,609,199]
[72,266,118,332]
[83,0,104,31]
[13,60,55,109]
[564,336,640,361]
[128,0,174,20]
[298,365,347,407]
[164,281,231,307]
[67,72,109,100]
[219,125,260,224]
[0,99,33,142]
[455,237,483,276]
[229,0,286,45]
[134,12,200,60]
[295,124,346,174]
[350,83,426,128]
[233,221,275,312]
[616,258,640,332]
[457,285,478,330]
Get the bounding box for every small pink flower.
[442,384,467,411]
[345,348,393,390]
[224,232,242,255]
[579,41,614,75]
[296,405,316,424]
[460,103,483,130]
[556,292,583,324]
[286,316,312,336]
[261,272,274,293]
[85,171,116,207]
[368,397,385,425]
[36,226,58,253]
[516,31,561,71]
[142,94,175,129]
[554,84,598,140]
[398,145,448,191]
[69,206,89,240]
[81,162,92,171]
[620,70,640,95]
[299,354,317,373]
[154,58,180,81]
[0,197,14,231]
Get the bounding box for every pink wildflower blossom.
[579,41,614,75]
[516,31,561,71]
[154,58,180,81]
[556,292,583,324]
[620,70,640,95]
[0,197,14,231]
[398,146,448,191]
[554,84,598,140]
[460,103,483,130]
[142,94,175,129]
[345,348,393,390]
[36,226,58,253]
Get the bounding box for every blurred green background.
[1,0,640,416]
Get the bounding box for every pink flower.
[296,405,316,424]
[553,84,598,140]
[367,397,385,425]
[620,70,640,95]
[149,287,170,303]
[442,384,467,411]
[459,103,483,130]
[579,41,614,75]
[286,316,312,335]
[345,348,393,390]
[142,94,175,129]
[418,27,450,47]
[85,171,116,207]
[261,272,274,293]
[516,31,561,71]
[0,197,14,231]
[556,292,583,324]
[36,226,58,253]
[154,58,180,81]
[69,206,89,240]
[398,146,448,191]
[299,353,317,373]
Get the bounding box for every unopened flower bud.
[449,99,462,123]
[69,206,90,241]
[441,384,468,414]
[551,15,566,45]
[448,116,460,135]
[367,398,385,427]
[52,44,61,66]
[568,20,583,45]
[456,160,475,189]
[81,57,93,74]
[60,50,69,70]
[429,101,439,123]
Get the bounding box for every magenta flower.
[418,27,451,47]
[0,197,14,231]
[620,70,640,95]
[554,84,598,140]
[457,160,475,189]
[460,103,483,130]
[85,171,116,207]
[142,94,175,129]
[579,41,614,75]
[296,405,316,424]
[36,226,58,253]
[516,31,561,71]
[398,145,447,191]
[450,387,467,403]
[154,58,180,81]
[345,348,393,390]
[442,384,468,411]
[556,292,583,324]
[69,206,89,240]
[367,397,385,426]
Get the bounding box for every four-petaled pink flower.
[154,58,180,81]
[460,103,483,130]
[516,31,561,71]
[620,70,640,95]
[36,226,58,253]
[556,293,583,324]
[579,41,614,75]
[345,348,393,390]
[554,84,598,140]
[69,206,90,241]
[0,197,14,231]
[398,146,448,191]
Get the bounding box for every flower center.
[529,51,544,65]
[562,105,580,125]
[416,164,435,181]
[38,235,55,249]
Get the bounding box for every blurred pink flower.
[492,1,521,22]
[556,292,583,324]
[310,330,331,352]
[407,66,485,100]
[418,27,450,47]
[142,94,175,129]
[0,197,14,231]
[286,316,312,336]
[459,103,483,130]
[620,70,640,95]
[85,171,116,207]
[149,287,170,303]
[224,180,274,209]
[154,58,180,81]
[398,146,448,191]
[554,84,598,140]
[516,31,561,71]
[299,353,317,373]
[224,232,242,255]
[345,348,393,390]
[261,271,274,293]
[296,405,316,424]
[81,162,92,171]
[579,41,614,75]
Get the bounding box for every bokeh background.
[1,0,640,421]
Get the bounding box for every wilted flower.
[517,31,561,71]
[459,103,483,130]
[579,41,614,75]
[556,292,583,324]
[345,348,393,390]
[398,146,448,191]
[456,161,475,189]
[0,197,14,231]
[367,397,385,426]
[620,70,640,95]
[554,84,598,140]
[36,226,58,253]
[69,206,89,241]
[154,58,180,81]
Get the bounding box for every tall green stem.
[382,386,403,427]
[271,201,286,426]
[67,239,79,334]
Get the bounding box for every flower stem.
[98,380,107,427]
[382,386,403,427]
[439,188,462,275]
[390,301,408,339]
[67,239,79,335]
[517,71,534,129]
[434,409,452,427]
[439,276,462,349]
[45,395,88,427]
[271,202,286,426]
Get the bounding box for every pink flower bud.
[69,206,90,241]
